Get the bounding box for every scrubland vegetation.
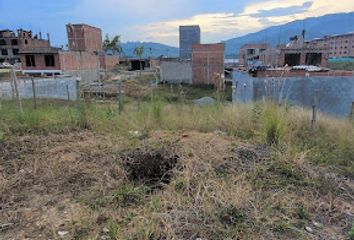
[1,86,354,239]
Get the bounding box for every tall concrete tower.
[179,25,201,59]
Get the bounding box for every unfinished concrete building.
[192,43,225,85]
[0,29,50,64]
[241,31,329,67]
[277,31,328,66]
[179,25,201,59]
[238,43,270,66]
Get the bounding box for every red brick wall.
[21,53,61,71]
[66,24,102,53]
[192,43,225,85]
[59,51,100,71]
[103,55,119,70]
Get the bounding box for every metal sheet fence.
[232,71,354,117]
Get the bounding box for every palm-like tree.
[134,46,145,75]
[103,34,124,56]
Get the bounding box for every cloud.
[251,1,313,17]
[123,0,354,46]
[126,13,263,46]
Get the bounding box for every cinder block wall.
[160,61,192,84]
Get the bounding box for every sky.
[1,0,354,47]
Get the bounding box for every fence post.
[117,81,123,115]
[66,84,70,101]
[351,102,354,119]
[31,77,37,110]
[76,77,81,112]
[312,90,318,129]
[11,68,23,113]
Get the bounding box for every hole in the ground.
[123,149,180,188]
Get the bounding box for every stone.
[313,221,323,228]
[57,230,69,238]
[102,227,110,233]
[193,97,216,106]
[305,226,313,233]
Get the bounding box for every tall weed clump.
[262,104,285,145]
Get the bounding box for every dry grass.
[1,99,354,239]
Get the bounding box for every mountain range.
[121,12,354,59]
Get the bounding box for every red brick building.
[192,43,225,85]
[20,23,118,77]
[310,33,354,58]
[0,29,50,64]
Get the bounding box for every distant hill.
[120,12,354,59]
[121,41,179,58]
[223,12,354,58]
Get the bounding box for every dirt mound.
[123,149,180,187]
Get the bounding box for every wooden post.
[66,84,70,101]
[76,77,81,113]
[11,68,23,113]
[31,77,37,110]
[312,91,318,129]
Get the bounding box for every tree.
[103,34,124,56]
[134,46,145,75]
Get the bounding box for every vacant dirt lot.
[1,130,353,239]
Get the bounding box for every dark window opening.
[305,53,322,66]
[0,39,6,45]
[13,49,19,55]
[25,55,36,67]
[44,54,55,67]
[25,39,28,44]
[284,53,301,66]
[1,49,8,55]
[11,39,18,45]
[247,49,255,55]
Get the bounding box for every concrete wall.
[232,71,354,117]
[0,76,78,100]
[160,60,192,84]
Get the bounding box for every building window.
[25,39,28,44]
[25,55,36,67]
[44,54,55,67]
[1,49,8,55]
[11,39,18,45]
[0,39,6,45]
[13,49,19,55]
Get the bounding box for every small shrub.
[111,184,147,207]
[107,219,120,240]
[349,222,354,240]
[218,205,247,227]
